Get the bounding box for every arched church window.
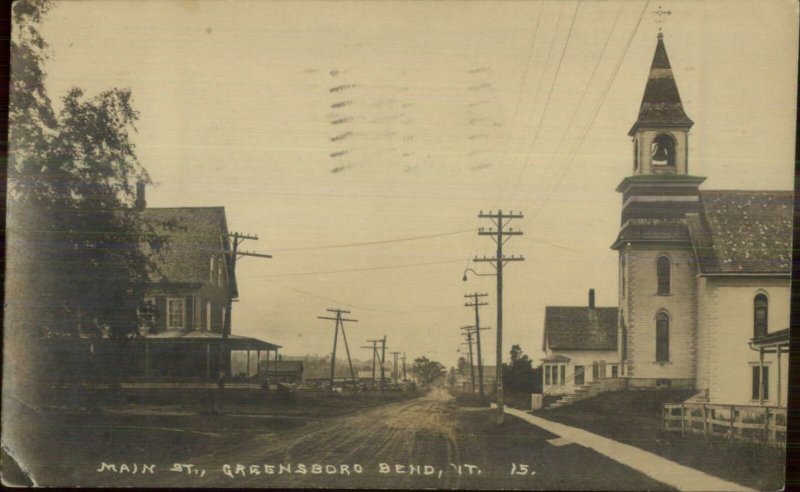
[656,312,670,362]
[651,134,676,166]
[657,255,671,295]
[754,294,768,338]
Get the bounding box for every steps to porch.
[544,378,628,410]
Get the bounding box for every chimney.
[588,288,595,309]
[135,181,146,210]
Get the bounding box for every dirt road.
[22,389,670,489]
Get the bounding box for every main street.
[27,389,671,489]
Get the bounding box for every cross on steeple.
[653,5,672,33]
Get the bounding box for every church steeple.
[629,33,693,175]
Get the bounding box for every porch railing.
[663,402,786,447]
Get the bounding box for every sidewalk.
[502,406,754,492]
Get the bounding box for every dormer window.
[651,134,676,166]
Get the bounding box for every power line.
[510,0,626,202]
[505,1,580,201]
[259,258,465,278]
[284,286,461,314]
[520,0,650,228]
[271,228,474,253]
[493,0,545,187]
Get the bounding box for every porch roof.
[749,328,789,350]
[141,330,281,351]
[540,354,571,363]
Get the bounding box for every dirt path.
[23,389,670,489]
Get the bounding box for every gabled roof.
[629,33,693,135]
[687,191,793,274]
[140,207,238,296]
[543,306,618,351]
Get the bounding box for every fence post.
[764,407,770,443]
[680,404,685,437]
[729,405,736,439]
[702,404,708,436]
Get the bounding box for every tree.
[7,0,157,398]
[457,356,469,375]
[411,357,446,387]
[502,344,538,393]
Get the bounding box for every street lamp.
[462,268,496,282]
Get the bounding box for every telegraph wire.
[271,228,475,253]
[510,0,626,202]
[506,0,581,202]
[258,258,466,278]
[520,0,650,228]
[284,286,461,314]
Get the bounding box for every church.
[542,32,792,409]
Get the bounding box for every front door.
[574,365,585,386]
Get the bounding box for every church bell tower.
[612,33,704,386]
[629,32,694,176]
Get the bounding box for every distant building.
[258,360,304,383]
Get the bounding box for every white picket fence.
[663,402,786,447]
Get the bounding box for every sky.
[36,0,797,367]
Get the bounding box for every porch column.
[246,350,251,378]
[759,348,764,405]
[777,347,782,407]
[256,350,261,376]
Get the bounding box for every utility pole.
[461,329,476,394]
[465,293,489,397]
[462,324,491,397]
[362,339,379,384]
[380,336,387,390]
[475,210,524,425]
[390,351,401,387]
[402,352,407,382]
[217,232,271,413]
[317,308,358,389]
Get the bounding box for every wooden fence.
[663,402,786,447]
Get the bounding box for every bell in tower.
[651,134,676,166]
[629,33,693,175]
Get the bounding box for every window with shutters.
[210,256,216,285]
[656,312,670,362]
[205,301,211,331]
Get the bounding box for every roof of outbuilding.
[139,207,237,295]
[688,191,793,274]
[629,34,693,135]
[543,306,618,351]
